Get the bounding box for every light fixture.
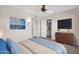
[27,19,31,23]
[0,31,4,37]
[27,17,31,23]
[41,5,47,12]
[40,5,54,17]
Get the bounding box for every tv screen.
[58,18,72,29]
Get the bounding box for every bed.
[0,37,67,54]
[17,37,67,54]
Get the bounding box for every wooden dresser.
[55,32,73,45]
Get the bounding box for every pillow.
[0,37,7,41]
[0,39,9,54]
[7,39,21,54]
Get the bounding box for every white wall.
[0,6,32,42]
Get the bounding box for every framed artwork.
[10,17,26,29]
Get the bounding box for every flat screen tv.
[58,18,72,29]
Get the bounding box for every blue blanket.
[30,37,66,54]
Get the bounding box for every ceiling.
[3,5,79,17]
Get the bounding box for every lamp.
[0,31,4,37]
[0,26,6,38]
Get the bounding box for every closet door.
[32,19,38,37]
[41,20,46,37]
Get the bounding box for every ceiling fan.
[41,5,47,12]
[41,5,54,13]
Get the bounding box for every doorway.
[47,20,52,38]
